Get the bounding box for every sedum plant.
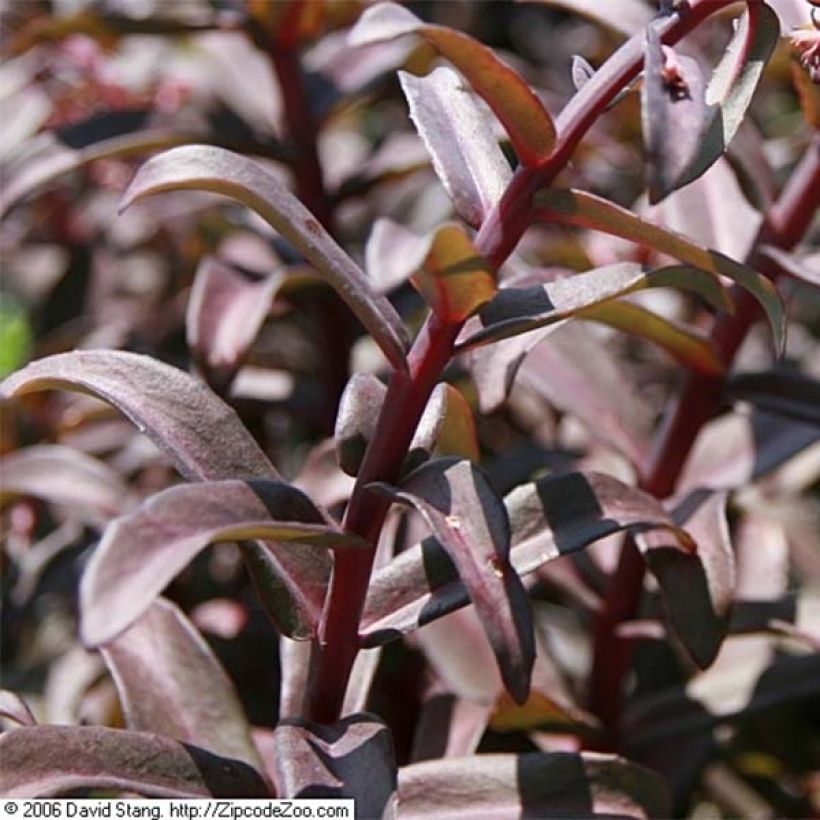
[1,0,819,815]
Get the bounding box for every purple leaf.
[0,444,129,524]
[411,692,491,762]
[0,350,280,483]
[270,715,396,816]
[0,725,269,798]
[349,3,556,167]
[526,0,653,37]
[101,598,264,773]
[397,752,671,819]
[725,370,820,426]
[81,479,365,646]
[759,245,820,287]
[334,373,387,477]
[120,145,409,371]
[398,66,512,228]
[365,218,432,294]
[370,458,535,704]
[642,27,708,203]
[0,691,37,727]
[186,256,284,389]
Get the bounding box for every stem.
[587,138,820,746]
[304,0,766,724]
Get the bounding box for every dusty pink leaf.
[81,479,365,646]
[186,256,283,388]
[271,715,396,816]
[0,725,269,798]
[101,598,263,773]
[120,145,409,371]
[0,444,129,523]
[399,66,512,228]
[523,0,652,36]
[370,458,535,704]
[365,218,432,294]
[759,245,820,287]
[0,691,37,727]
[411,693,492,763]
[398,752,671,819]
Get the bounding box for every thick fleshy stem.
[587,138,820,747]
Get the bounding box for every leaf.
[365,218,432,294]
[579,300,726,376]
[120,145,409,371]
[81,479,365,646]
[458,261,726,351]
[725,370,820,425]
[271,715,396,817]
[677,4,780,189]
[534,188,785,351]
[186,256,284,389]
[522,0,653,37]
[397,752,671,819]
[101,598,263,773]
[370,458,535,704]
[0,294,32,377]
[349,2,556,166]
[411,694,492,762]
[0,691,37,727]
[0,444,129,523]
[412,223,498,322]
[0,726,269,798]
[335,373,387,477]
[1,350,280,482]
[758,245,820,287]
[642,27,709,202]
[398,66,512,228]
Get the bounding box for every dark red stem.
[587,137,820,745]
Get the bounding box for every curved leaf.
[101,598,263,773]
[1,350,280,482]
[0,691,36,727]
[120,145,409,371]
[271,715,396,817]
[0,726,269,798]
[398,752,671,819]
[349,2,556,166]
[365,218,432,294]
[725,370,820,425]
[523,0,652,37]
[398,66,512,227]
[0,444,130,523]
[535,188,785,351]
[81,479,365,646]
[758,245,820,287]
[370,458,534,704]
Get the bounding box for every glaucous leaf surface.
[0,350,280,483]
[677,4,780,189]
[186,256,284,389]
[101,598,263,773]
[725,370,820,426]
[0,726,269,798]
[642,28,708,203]
[271,715,396,817]
[398,66,512,228]
[349,2,556,166]
[370,457,535,704]
[397,752,671,819]
[0,444,130,523]
[81,479,365,646]
[412,223,497,322]
[120,145,410,371]
[534,188,785,350]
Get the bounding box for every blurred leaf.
[399,66,512,228]
[349,2,556,166]
[677,4,780,189]
[187,256,284,390]
[0,726,269,798]
[398,752,671,819]
[370,457,535,704]
[791,57,820,128]
[271,715,396,816]
[522,0,652,36]
[0,691,37,727]
[758,245,820,287]
[0,295,32,376]
[120,145,409,371]
[458,261,725,351]
[534,188,785,351]
[642,28,709,203]
[579,300,726,376]
[411,694,492,762]
[0,444,129,524]
[412,223,497,322]
[725,370,820,425]
[81,479,364,646]
[1,350,280,482]
[101,599,263,773]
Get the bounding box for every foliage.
[1,0,819,816]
